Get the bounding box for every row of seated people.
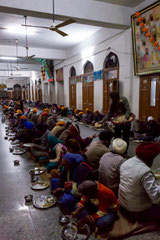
[131,116,160,142]
[2,103,160,235]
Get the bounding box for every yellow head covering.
[4,105,9,109]
[16,109,22,114]
[20,115,27,120]
[56,121,65,126]
[79,112,83,115]
[61,106,64,110]
[58,105,61,109]
[43,108,49,113]
[32,108,37,113]
[85,108,89,112]
[74,109,78,113]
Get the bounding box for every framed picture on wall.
[131,1,160,75]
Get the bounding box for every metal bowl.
[62,223,77,240]
[9,148,14,152]
[62,223,90,240]
[14,160,20,165]
[59,215,70,225]
[76,224,90,240]
[24,194,33,203]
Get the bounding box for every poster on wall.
[93,70,103,81]
[131,1,160,75]
[56,68,63,82]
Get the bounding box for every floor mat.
[96,209,158,240]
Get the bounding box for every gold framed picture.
[131,1,160,75]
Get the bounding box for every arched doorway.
[103,52,119,113]
[69,66,77,109]
[13,84,22,99]
[82,61,94,111]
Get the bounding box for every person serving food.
[99,91,131,154]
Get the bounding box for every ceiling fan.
[13,39,29,70]
[7,62,22,77]
[22,0,76,37]
[23,16,36,59]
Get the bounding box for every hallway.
[0,114,160,240]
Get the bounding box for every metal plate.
[33,195,56,209]
[11,140,20,145]
[8,133,16,137]
[23,143,35,148]
[13,149,26,155]
[32,167,46,175]
[31,181,50,190]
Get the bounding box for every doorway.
[82,61,94,111]
[103,52,119,114]
[13,84,22,99]
[69,66,77,109]
[57,81,64,105]
[139,74,160,120]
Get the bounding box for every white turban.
[147,116,153,122]
[112,138,127,154]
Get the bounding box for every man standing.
[100,91,131,154]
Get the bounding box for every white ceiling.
[94,0,146,7]
[0,13,101,50]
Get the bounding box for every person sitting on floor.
[138,116,159,142]
[118,142,160,223]
[51,121,66,136]
[67,124,97,150]
[92,110,104,125]
[75,111,84,122]
[37,108,49,124]
[72,180,119,233]
[31,124,53,161]
[58,122,72,145]
[85,131,113,170]
[82,109,93,124]
[27,108,37,121]
[99,138,127,196]
[46,114,57,131]
[11,121,35,144]
[31,108,38,124]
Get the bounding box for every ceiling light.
[7,26,35,35]
[0,56,17,60]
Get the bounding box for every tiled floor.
[0,116,159,240]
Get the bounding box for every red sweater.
[78,182,119,222]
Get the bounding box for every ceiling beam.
[0,45,66,60]
[0,0,132,29]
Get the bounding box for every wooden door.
[139,74,160,120]
[69,76,76,109]
[38,89,42,103]
[28,88,31,101]
[35,89,38,101]
[103,67,119,114]
[32,86,34,101]
[23,90,26,100]
[82,73,93,111]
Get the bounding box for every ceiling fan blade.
[28,55,36,59]
[54,28,68,37]
[0,27,6,30]
[22,24,50,30]
[56,19,76,29]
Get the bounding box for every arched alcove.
[84,61,94,74]
[70,66,76,77]
[82,61,94,111]
[104,52,119,69]
[103,52,119,113]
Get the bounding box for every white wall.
[54,27,139,116]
